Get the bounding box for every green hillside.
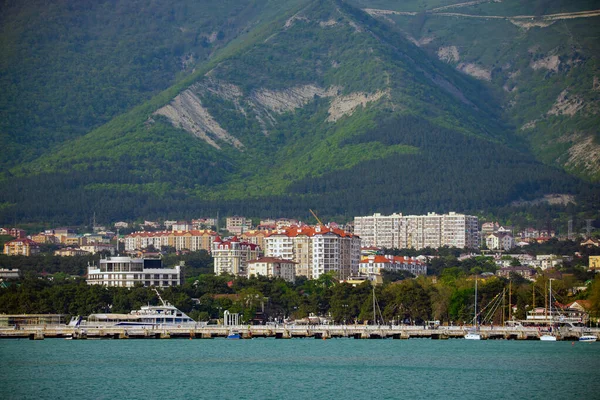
[353,0,600,181]
[0,0,302,167]
[0,0,598,227]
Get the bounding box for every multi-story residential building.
[264,225,361,280]
[192,218,217,229]
[80,243,117,255]
[124,230,217,253]
[241,230,273,251]
[358,255,427,279]
[87,256,183,288]
[486,232,515,251]
[171,221,191,231]
[30,233,59,244]
[3,238,40,256]
[496,266,536,280]
[590,255,600,271]
[212,236,261,276]
[247,257,297,282]
[0,228,27,238]
[259,219,277,229]
[226,216,252,235]
[353,213,403,248]
[54,248,90,257]
[354,212,479,250]
[63,235,86,246]
[275,219,300,229]
[114,221,129,229]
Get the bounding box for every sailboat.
[465,276,481,340]
[540,279,558,341]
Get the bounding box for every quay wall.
[1,325,595,341]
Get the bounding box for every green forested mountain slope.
[0,0,301,167]
[0,0,597,226]
[352,0,600,181]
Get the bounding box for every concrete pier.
[1,324,597,341]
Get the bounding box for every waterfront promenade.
[1,324,597,341]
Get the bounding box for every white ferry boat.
[70,290,196,328]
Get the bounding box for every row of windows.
[88,274,178,280]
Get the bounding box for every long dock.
[1,325,596,341]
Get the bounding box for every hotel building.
[87,256,183,287]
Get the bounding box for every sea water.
[1,338,598,399]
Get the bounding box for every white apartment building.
[358,255,427,279]
[87,256,183,288]
[354,212,479,250]
[486,232,515,251]
[212,236,262,276]
[353,213,403,248]
[247,257,297,282]
[264,226,361,280]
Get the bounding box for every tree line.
[1,267,598,326]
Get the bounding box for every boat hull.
[464,333,481,340]
[579,335,597,342]
[540,335,557,341]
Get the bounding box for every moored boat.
[227,329,241,339]
[76,289,196,328]
[464,276,481,340]
[579,335,597,342]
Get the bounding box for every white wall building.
[264,225,361,280]
[486,233,515,251]
[247,257,297,282]
[354,212,479,250]
[212,236,262,276]
[358,255,427,279]
[87,256,183,288]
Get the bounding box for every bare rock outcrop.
[155,90,243,150]
[530,55,560,72]
[252,85,340,114]
[547,89,584,116]
[327,90,388,122]
[563,134,600,175]
[438,46,460,63]
[457,63,492,81]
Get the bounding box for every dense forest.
[1,0,598,228]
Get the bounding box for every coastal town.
[1,211,599,342]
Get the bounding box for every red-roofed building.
[212,237,262,276]
[359,255,427,279]
[4,238,40,256]
[264,225,361,279]
[1,228,26,239]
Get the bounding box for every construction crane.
[309,209,324,226]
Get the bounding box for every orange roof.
[247,257,297,264]
[266,225,356,238]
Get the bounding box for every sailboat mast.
[549,278,553,323]
[509,280,512,320]
[474,277,478,327]
[372,285,376,325]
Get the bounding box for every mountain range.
[0,0,598,229]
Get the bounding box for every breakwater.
[1,324,596,341]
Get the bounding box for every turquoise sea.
[1,338,598,399]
